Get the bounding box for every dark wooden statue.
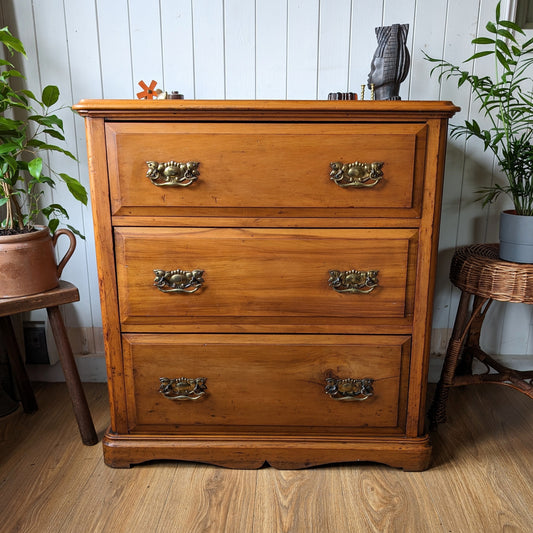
[368,24,410,100]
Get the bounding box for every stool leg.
[429,290,471,426]
[462,296,491,373]
[0,315,38,413]
[46,306,98,445]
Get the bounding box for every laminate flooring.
[0,382,531,532]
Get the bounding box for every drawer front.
[123,334,410,433]
[106,122,426,216]
[115,227,417,326]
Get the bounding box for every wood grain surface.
[115,227,416,325]
[122,334,410,432]
[1,382,531,532]
[105,122,424,215]
[78,101,453,470]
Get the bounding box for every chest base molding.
[102,431,432,471]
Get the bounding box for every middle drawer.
[115,227,417,327]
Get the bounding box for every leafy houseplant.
[0,27,88,297]
[425,2,533,262]
[0,26,87,236]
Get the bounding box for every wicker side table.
[430,243,533,426]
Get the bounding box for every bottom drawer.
[122,334,410,435]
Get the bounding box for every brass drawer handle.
[159,377,207,400]
[325,378,374,401]
[328,269,379,294]
[330,161,384,188]
[146,160,200,187]
[153,269,204,293]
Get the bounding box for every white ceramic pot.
[499,210,533,263]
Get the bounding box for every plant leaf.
[496,28,517,42]
[496,39,512,57]
[0,116,24,131]
[523,36,533,48]
[27,139,76,159]
[47,218,59,234]
[498,20,524,34]
[42,203,68,217]
[495,49,510,70]
[28,157,43,179]
[465,50,494,62]
[42,128,65,141]
[472,37,495,45]
[66,224,85,240]
[20,89,37,101]
[28,114,64,130]
[41,85,60,107]
[59,173,88,205]
[0,142,19,155]
[0,27,26,56]
[486,21,498,34]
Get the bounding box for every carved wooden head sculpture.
[368,23,410,100]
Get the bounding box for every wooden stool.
[0,281,98,445]
[430,244,533,426]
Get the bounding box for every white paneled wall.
[1,0,531,381]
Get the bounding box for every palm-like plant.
[425,1,533,215]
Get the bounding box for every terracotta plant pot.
[499,210,533,264]
[0,226,76,298]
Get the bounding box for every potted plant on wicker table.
[426,1,533,263]
[0,27,87,297]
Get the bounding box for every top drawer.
[106,122,427,217]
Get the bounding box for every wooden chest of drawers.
[74,99,458,470]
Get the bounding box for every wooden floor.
[0,383,532,533]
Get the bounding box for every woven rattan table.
[430,243,533,425]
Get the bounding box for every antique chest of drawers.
[74,99,458,470]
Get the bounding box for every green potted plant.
[425,1,533,263]
[0,27,87,297]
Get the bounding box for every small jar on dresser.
[74,99,458,471]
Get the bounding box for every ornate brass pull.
[153,269,204,293]
[325,378,374,401]
[330,161,384,188]
[328,269,379,294]
[146,160,199,187]
[159,377,207,400]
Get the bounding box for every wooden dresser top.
[73,99,460,121]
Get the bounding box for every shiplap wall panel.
[317,0,352,99]
[453,0,507,354]
[30,0,94,337]
[409,1,448,101]
[287,0,319,99]
[431,0,486,336]
[63,0,103,342]
[225,0,255,99]
[129,0,164,95]
[1,0,531,379]
[96,0,133,99]
[256,0,287,99]
[412,0,455,347]
[160,0,195,98]
[192,0,225,98]
[348,2,383,97]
